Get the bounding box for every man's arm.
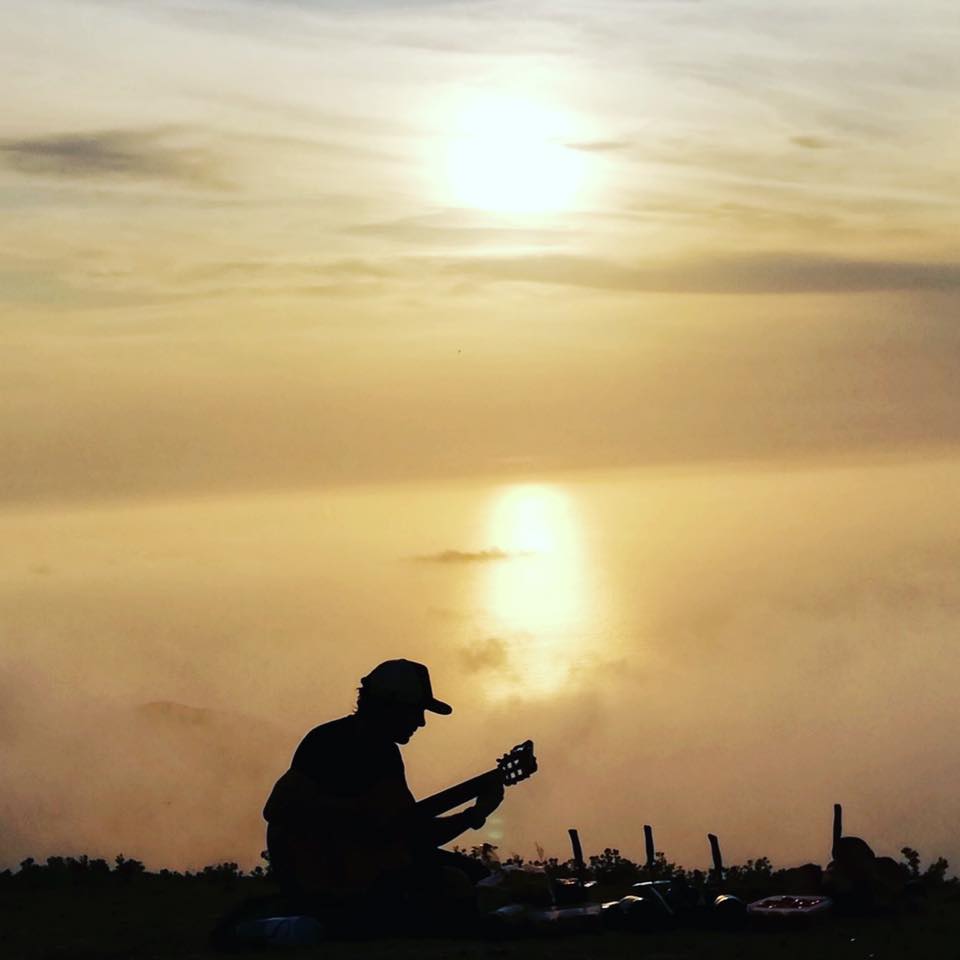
[420,780,505,847]
[424,808,487,847]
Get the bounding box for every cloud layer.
[415,548,517,564]
[442,253,960,294]
[0,129,225,188]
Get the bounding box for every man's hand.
[472,780,505,821]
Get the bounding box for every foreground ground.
[3,872,960,960]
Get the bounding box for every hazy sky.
[3,0,960,503]
[3,0,960,874]
[4,461,960,871]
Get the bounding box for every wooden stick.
[644,824,655,869]
[708,834,723,883]
[568,828,586,881]
[832,803,843,860]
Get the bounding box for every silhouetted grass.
[455,842,956,898]
[1,847,958,959]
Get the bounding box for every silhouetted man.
[263,659,503,931]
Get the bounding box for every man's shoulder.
[291,714,402,777]
[301,714,356,742]
[294,715,357,759]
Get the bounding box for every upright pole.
[832,803,843,860]
[644,824,656,869]
[708,833,724,884]
[568,828,586,883]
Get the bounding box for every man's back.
[264,714,416,901]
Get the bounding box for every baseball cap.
[361,659,453,715]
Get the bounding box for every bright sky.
[4,1,960,873]
[3,0,960,503]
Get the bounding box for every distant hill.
[125,700,295,867]
[2,699,299,873]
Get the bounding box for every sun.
[443,95,586,215]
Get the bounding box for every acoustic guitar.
[267,740,538,900]
[417,739,537,818]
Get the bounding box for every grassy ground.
[3,872,960,960]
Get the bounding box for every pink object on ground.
[747,895,833,917]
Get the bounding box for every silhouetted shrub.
[589,848,641,885]
[193,862,243,886]
[900,847,953,887]
[637,851,685,882]
[902,847,922,879]
[925,857,950,885]
[4,841,955,896]
[114,854,146,880]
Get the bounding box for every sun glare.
[444,96,586,215]
[481,485,591,696]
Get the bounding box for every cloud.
[0,256,399,312]
[182,257,393,283]
[414,548,516,564]
[346,215,570,248]
[0,129,227,189]
[441,252,960,295]
[790,135,831,150]
[564,139,633,153]
[458,637,509,673]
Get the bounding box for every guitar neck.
[416,768,501,820]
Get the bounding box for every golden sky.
[3,1,960,874]
[3,0,960,503]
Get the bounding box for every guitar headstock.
[497,740,537,786]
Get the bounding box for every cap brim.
[426,698,453,715]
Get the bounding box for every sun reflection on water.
[481,484,590,697]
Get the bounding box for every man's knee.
[438,865,476,902]
[435,849,491,884]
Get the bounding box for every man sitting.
[263,659,503,933]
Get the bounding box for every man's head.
[356,659,452,744]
